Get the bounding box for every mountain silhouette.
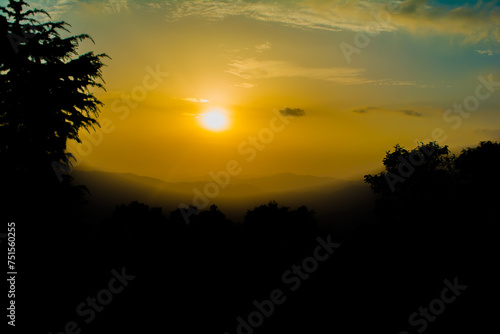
[70,170,376,227]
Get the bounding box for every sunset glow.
[26,0,498,182]
[200,109,230,132]
[2,1,496,331]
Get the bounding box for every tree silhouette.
[243,201,318,256]
[0,0,108,219]
[454,140,500,216]
[244,200,316,232]
[364,142,456,222]
[363,140,499,334]
[455,140,500,186]
[364,140,500,224]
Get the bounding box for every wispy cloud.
[101,0,129,14]
[23,1,500,44]
[182,98,210,103]
[226,57,370,84]
[373,80,417,86]
[226,57,414,86]
[25,0,129,19]
[234,82,255,89]
[393,0,500,43]
[476,49,495,56]
[352,106,423,117]
[162,0,500,43]
[181,112,202,119]
[255,42,272,53]
[25,0,77,20]
[163,0,395,33]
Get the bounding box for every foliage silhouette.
[0,2,108,330]
[364,142,457,222]
[0,0,108,220]
[360,140,499,333]
[244,200,318,249]
[455,140,500,189]
[364,140,499,223]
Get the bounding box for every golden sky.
[16,0,500,181]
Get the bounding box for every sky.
[4,0,500,181]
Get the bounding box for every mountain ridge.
[71,169,376,227]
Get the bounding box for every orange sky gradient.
[18,0,499,182]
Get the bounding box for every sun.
[200,108,230,132]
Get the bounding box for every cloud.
[476,49,495,56]
[255,42,272,52]
[23,0,131,19]
[25,0,76,20]
[226,57,369,84]
[373,80,417,86]
[181,112,198,117]
[24,1,500,44]
[182,98,210,103]
[392,0,500,43]
[22,0,130,20]
[352,106,422,117]
[163,0,395,33]
[26,1,499,44]
[234,82,255,89]
[352,106,377,114]
[226,57,414,86]
[398,109,422,117]
[101,0,129,14]
[280,107,306,117]
[162,0,500,43]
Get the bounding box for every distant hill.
[71,170,376,227]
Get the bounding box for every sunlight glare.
[200,108,230,132]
